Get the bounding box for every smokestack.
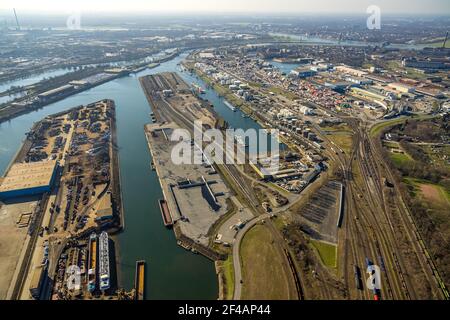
[443,31,449,49]
[13,8,20,31]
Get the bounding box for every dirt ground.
[0,200,37,299]
[419,184,450,208]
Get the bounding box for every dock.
[134,260,145,301]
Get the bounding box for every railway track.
[349,125,445,299]
[368,135,448,299]
[329,124,409,300]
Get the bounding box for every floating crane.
[13,8,20,31]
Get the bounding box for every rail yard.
[179,47,449,300]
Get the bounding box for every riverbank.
[0,52,219,300]
[0,51,181,124]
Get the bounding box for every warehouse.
[0,160,58,200]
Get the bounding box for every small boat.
[224,100,236,112]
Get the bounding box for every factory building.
[402,58,448,70]
[335,65,367,77]
[346,76,373,86]
[387,82,416,94]
[0,160,58,200]
[290,67,317,78]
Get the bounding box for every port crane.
[13,8,20,31]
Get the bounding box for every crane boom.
[13,8,20,31]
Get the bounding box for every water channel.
[0,52,272,299]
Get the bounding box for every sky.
[0,0,449,15]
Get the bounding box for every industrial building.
[387,82,416,94]
[290,67,317,78]
[0,160,58,200]
[335,65,368,77]
[402,57,449,70]
[350,87,387,102]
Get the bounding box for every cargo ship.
[158,199,173,228]
[87,233,97,293]
[224,100,236,112]
[99,231,110,291]
[134,260,146,301]
[192,83,205,94]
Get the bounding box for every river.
[270,32,427,50]
[0,52,273,300]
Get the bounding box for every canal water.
[0,68,72,93]
[0,52,272,299]
[269,60,300,75]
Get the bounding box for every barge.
[134,260,146,301]
[99,231,110,291]
[158,199,173,228]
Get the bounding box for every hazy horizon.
[1,0,449,15]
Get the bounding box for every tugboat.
[192,83,206,94]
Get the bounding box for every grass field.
[328,133,353,154]
[240,224,293,299]
[321,124,352,133]
[222,255,235,300]
[405,178,450,208]
[370,115,436,138]
[310,240,337,268]
[390,152,414,168]
[370,117,411,137]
